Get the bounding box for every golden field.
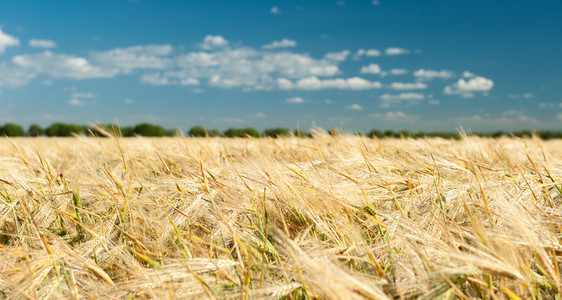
[0,133,561,299]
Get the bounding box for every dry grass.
[0,133,561,299]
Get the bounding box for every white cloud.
[509,93,534,99]
[385,47,409,56]
[413,69,455,80]
[92,44,173,73]
[0,51,118,88]
[444,76,494,98]
[141,72,200,86]
[262,38,296,49]
[372,0,380,5]
[124,98,134,104]
[390,68,407,75]
[278,76,382,90]
[270,6,281,14]
[72,92,97,98]
[360,63,381,74]
[69,99,85,106]
[29,39,57,48]
[346,104,362,110]
[390,82,427,90]
[380,93,425,101]
[0,28,19,54]
[324,50,351,61]
[371,111,419,122]
[558,114,562,121]
[380,93,424,107]
[502,110,524,117]
[355,49,381,59]
[254,112,266,118]
[286,96,306,103]
[428,100,440,105]
[517,115,538,123]
[539,102,562,108]
[199,35,229,50]
[462,71,476,78]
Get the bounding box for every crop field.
[0,133,561,299]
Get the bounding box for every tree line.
[1,122,561,139]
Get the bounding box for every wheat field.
[0,133,560,299]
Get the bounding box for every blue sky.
[0,0,561,133]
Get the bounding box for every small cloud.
[444,76,494,98]
[509,93,535,99]
[414,69,455,80]
[72,92,97,98]
[557,114,562,121]
[380,93,424,107]
[517,115,538,123]
[325,99,333,104]
[372,0,380,5]
[502,110,523,117]
[385,47,409,56]
[278,76,381,90]
[354,49,381,59]
[0,28,20,54]
[462,71,476,78]
[286,96,306,103]
[336,0,346,5]
[390,82,427,90]
[428,100,440,105]
[270,6,281,14]
[320,34,330,40]
[539,102,562,108]
[191,88,205,94]
[380,93,425,101]
[124,98,134,104]
[371,111,419,122]
[346,104,362,110]
[360,63,381,74]
[262,38,296,49]
[390,68,407,75]
[254,112,266,118]
[29,39,57,48]
[199,35,228,50]
[324,50,351,61]
[69,99,85,106]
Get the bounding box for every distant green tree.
[368,129,383,138]
[121,126,135,137]
[208,129,221,137]
[133,123,168,137]
[165,129,177,137]
[189,126,207,137]
[398,130,413,138]
[1,123,25,137]
[383,130,396,138]
[263,128,291,138]
[46,123,86,137]
[293,129,311,138]
[223,128,260,138]
[242,127,260,138]
[27,124,44,136]
[223,128,242,137]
